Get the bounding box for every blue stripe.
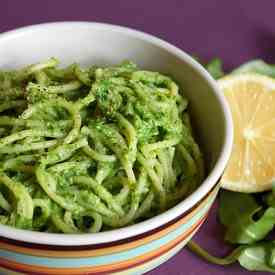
[0,193,216,268]
[128,237,187,275]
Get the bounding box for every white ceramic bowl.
[0,22,233,275]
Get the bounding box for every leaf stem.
[187,240,244,265]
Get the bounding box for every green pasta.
[0,58,204,233]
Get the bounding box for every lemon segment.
[219,74,275,192]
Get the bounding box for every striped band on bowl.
[0,184,219,275]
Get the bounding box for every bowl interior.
[0,22,232,245]
[0,23,224,168]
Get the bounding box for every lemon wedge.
[219,74,275,192]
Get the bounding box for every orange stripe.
[95,215,207,275]
[0,185,218,258]
[0,215,206,275]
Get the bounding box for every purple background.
[1,1,273,274]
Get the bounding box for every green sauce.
[0,58,203,233]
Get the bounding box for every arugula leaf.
[203,58,275,79]
[192,56,224,79]
[219,190,275,244]
[205,58,224,79]
[238,242,275,272]
[264,193,275,208]
[232,59,275,78]
[264,182,275,207]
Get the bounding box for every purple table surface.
[1,1,274,274]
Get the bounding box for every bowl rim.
[0,21,233,246]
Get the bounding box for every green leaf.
[238,243,275,272]
[219,190,259,226]
[232,59,275,78]
[205,58,224,79]
[264,192,275,208]
[219,190,275,244]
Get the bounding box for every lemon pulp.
[219,74,275,192]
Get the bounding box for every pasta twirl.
[0,59,204,233]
